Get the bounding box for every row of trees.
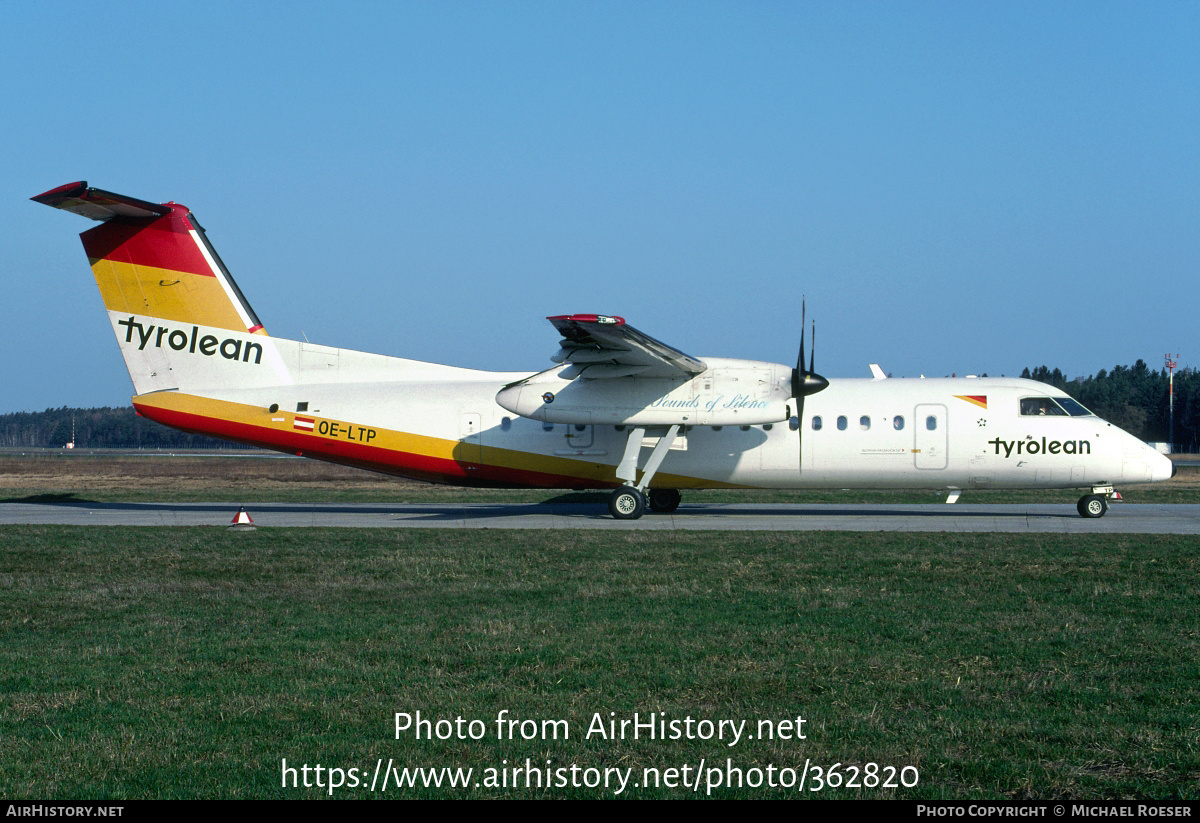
[3,362,1197,451]
[1021,362,1198,451]
[0,406,239,450]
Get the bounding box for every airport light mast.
[1165,353,1179,454]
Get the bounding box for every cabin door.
[914,404,948,469]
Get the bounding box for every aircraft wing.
[547,314,707,379]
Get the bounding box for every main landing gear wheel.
[1077,494,1108,518]
[647,488,682,514]
[609,487,647,520]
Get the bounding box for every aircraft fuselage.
[122,323,1170,494]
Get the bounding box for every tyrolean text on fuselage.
[988,437,1091,458]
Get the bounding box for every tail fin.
[33,182,286,394]
[33,182,265,334]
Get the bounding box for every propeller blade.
[809,318,815,374]
[791,298,828,399]
[804,317,829,395]
[792,300,806,399]
[789,297,829,476]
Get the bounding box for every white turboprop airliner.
[33,182,1174,519]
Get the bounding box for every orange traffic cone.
[228,506,256,531]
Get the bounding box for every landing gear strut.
[607,425,682,520]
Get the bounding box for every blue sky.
[5,1,1198,413]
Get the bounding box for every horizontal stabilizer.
[31,182,173,221]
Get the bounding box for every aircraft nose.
[1150,448,1175,483]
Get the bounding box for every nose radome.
[1149,448,1175,483]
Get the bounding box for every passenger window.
[500,417,512,431]
[926,415,937,431]
[789,416,800,431]
[542,421,554,432]
[837,416,848,431]
[894,416,905,430]
[860,415,871,431]
[812,416,822,431]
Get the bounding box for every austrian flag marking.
[293,416,315,432]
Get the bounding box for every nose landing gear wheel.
[609,487,647,520]
[1077,494,1108,518]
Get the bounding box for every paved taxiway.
[2,501,1199,533]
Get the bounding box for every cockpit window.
[1053,397,1093,417]
[1019,397,1068,416]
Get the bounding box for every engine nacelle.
[496,358,794,426]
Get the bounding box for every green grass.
[0,527,1197,798]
